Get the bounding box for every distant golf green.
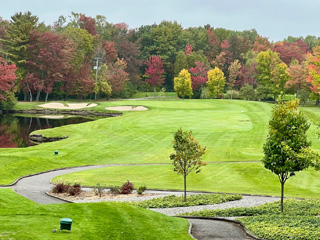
[0,189,191,239]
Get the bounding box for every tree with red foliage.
[104,41,117,63]
[114,22,128,31]
[206,28,221,62]
[252,35,270,52]
[307,54,320,99]
[185,44,193,55]
[286,63,308,93]
[189,61,209,91]
[26,30,75,102]
[79,14,96,36]
[145,55,165,98]
[65,63,95,98]
[272,40,309,65]
[236,64,257,88]
[212,40,232,71]
[115,39,142,86]
[106,58,129,96]
[0,58,17,101]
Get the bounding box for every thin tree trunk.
[36,90,41,102]
[26,82,32,102]
[154,86,156,98]
[28,117,33,132]
[281,180,284,213]
[230,89,233,99]
[24,93,27,101]
[45,93,49,102]
[183,174,187,202]
[36,118,41,129]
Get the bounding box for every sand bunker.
[106,106,148,111]
[38,115,65,119]
[38,102,97,109]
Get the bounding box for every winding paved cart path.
[1,164,276,239]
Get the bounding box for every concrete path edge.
[45,192,73,203]
[187,221,197,240]
[178,216,264,240]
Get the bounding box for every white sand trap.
[106,106,148,111]
[39,115,65,119]
[38,102,97,109]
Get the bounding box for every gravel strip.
[70,189,280,217]
[150,195,280,216]
[69,189,197,203]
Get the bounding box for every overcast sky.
[0,0,319,42]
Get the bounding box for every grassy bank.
[0,189,191,240]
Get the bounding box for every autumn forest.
[1,11,320,109]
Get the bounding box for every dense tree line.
[1,11,320,109]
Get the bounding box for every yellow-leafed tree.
[174,69,193,99]
[207,67,226,98]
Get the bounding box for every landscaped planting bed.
[133,193,242,208]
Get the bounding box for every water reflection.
[0,115,91,148]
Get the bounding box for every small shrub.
[93,183,104,197]
[200,87,211,99]
[68,183,81,196]
[137,186,147,195]
[108,185,121,195]
[239,84,255,101]
[52,182,70,194]
[224,90,240,99]
[120,180,134,194]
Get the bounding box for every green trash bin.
[60,218,72,231]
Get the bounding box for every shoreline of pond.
[4,109,122,117]
[0,109,122,148]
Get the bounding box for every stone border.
[178,216,264,240]
[29,134,68,143]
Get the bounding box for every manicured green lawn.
[0,99,275,185]
[53,163,320,199]
[0,189,191,240]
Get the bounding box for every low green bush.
[108,185,121,195]
[133,194,242,208]
[240,215,320,240]
[93,183,104,197]
[137,185,147,195]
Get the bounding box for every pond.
[0,114,92,148]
